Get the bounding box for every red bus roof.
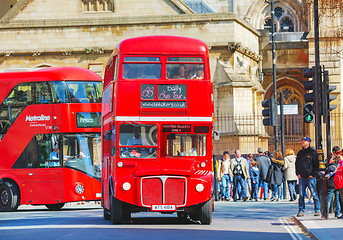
[0,67,102,83]
[116,36,208,55]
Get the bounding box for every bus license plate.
[151,205,176,211]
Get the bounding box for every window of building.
[280,17,295,32]
[81,0,114,12]
[274,7,284,19]
[183,0,216,13]
[263,6,295,32]
[264,18,277,33]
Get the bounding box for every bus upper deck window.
[122,57,161,79]
[67,82,102,103]
[166,57,204,79]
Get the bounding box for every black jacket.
[324,163,338,189]
[296,146,319,179]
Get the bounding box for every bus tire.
[199,199,212,225]
[0,181,20,212]
[103,208,111,220]
[111,197,130,224]
[45,203,65,211]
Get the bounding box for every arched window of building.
[274,7,284,19]
[264,18,277,33]
[263,6,296,32]
[280,17,295,32]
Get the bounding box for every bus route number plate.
[151,205,176,211]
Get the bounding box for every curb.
[291,216,319,240]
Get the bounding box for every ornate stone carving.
[32,52,41,56]
[85,48,104,54]
[3,52,12,57]
[228,42,261,62]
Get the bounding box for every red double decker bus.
[101,36,214,224]
[0,67,103,211]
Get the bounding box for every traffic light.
[303,103,314,123]
[262,97,277,126]
[303,66,321,123]
[323,70,337,114]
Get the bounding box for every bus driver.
[126,127,142,146]
[49,146,61,167]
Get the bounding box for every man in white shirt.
[218,151,232,201]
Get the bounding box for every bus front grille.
[141,176,186,207]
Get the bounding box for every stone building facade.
[0,0,342,154]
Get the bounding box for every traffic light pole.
[314,0,322,152]
[313,0,327,219]
[266,0,280,151]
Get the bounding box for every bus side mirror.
[105,130,112,141]
[213,131,220,141]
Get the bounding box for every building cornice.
[0,13,261,37]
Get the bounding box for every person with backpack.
[230,149,249,202]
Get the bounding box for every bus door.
[23,134,64,205]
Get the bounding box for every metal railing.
[213,112,343,157]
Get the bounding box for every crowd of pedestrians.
[215,136,343,219]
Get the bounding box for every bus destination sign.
[76,112,101,128]
[162,124,191,132]
[141,84,187,100]
[141,101,186,108]
[141,84,187,108]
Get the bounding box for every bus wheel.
[199,199,212,225]
[103,208,111,220]
[45,203,65,211]
[0,181,20,212]
[111,197,130,224]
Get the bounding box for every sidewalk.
[293,212,343,240]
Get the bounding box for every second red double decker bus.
[0,67,102,211]
[101,36,214,224]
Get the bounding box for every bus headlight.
[196,183,204,192]
[200,162,206,168]
[75,184,84,194]
[122,182,131,191]
[117,162,123,167]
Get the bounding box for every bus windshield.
[167,134,206,156]
[63,133,101,179]
[119,124,157,159]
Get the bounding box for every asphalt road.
[0,200,309,240]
